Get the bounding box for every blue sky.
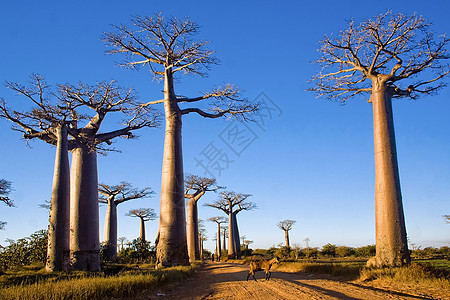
[0,0,449,252]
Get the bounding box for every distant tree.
[0,179,13,207]
[126,208,157,242]
[243,240,253,249]
[310,12,450,267]
[198,219,207,259]
[0,179,14,230]
[336,246,355,258]
[117,237,128,251]
[221,226,228,252]
[206,191,256,259]
[104,14,259,268]
[292,243,302,259]
[208,216,227,261]
[321,243,337,257]
[99,182,153,260]
[277,219,296,247]
[304,237,311,258]
[355,245,377,258]
[185,175,222,262]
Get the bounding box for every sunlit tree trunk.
[46,125,70,271]
[223,230,226,252]
[228,212,236,258]
[70,144,100,271]
[216,224,221,261]
[156,68,189,267]
[103,199,118,260]
[284,230,290,248]
[140,217,146,241]
[186,201,200,262]
[371,80,410,267]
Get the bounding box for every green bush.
[0,230,47,271]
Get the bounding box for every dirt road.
[138,262,447,300]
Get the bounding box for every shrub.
[321,243,337,257]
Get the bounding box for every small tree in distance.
[310,11,450,267]
[277,219,296,248]
[126,208,157,242]
[0,179,14,230]
[99,182,153,260]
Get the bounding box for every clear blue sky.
[1,0,449,252]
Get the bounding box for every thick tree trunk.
[216,223,221,261]
[69,145,100,271]
[371,82,410,267]
[227,212,236,258]
[233,213,241,259]
[156,68,189,267]
[103,199,118,261]
[284,230,290,248]
[139,217,146,241]
[46,125,70,271]
[186,201,200,262]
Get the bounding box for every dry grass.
[274,261,363,278]
[359,263,450,289]
[0,264,199,300]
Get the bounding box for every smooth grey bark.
[227,212,236,258]
[46,125,70,271]
[284,230,290,248]
[186,201,200,262]
[216,224,221,260]
[69,144,100,271]
[156,68,189,267]
[371,81,410,267]
[103,199,118,260]
[139,217,146,241]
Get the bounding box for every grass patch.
[274,261,363,278]
[0,263,200,300]
[359,263,450,288]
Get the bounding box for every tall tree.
[208,216,227,261]
[309,12,449,267]
[277,219,296,248]
[117,237,128,251]
[206,191,256,259]
[185,175,222,262]
[103,14,258,267]
[126,208,157,241]
[0,75,79,271]
[0,179,14,230]
[99,182,153,260]
[63,81,158,271]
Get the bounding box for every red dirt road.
[136,262,448,300]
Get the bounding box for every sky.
[0,0,449,252]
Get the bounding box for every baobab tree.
[103,14,258,267]
[310,12,449,267]
[278,219,296,248]
[117,237,128,251]
[208,216,227,261]
[221,226,228,252]
[1,75,159,271]
[0,179,14,230]
[243,239,253,250]
[63,81,158,271]
[0,75,79,271]
[185,175,222,262]
[126,208,158,242]
[206,191,256,259]
[99,182,153,260]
